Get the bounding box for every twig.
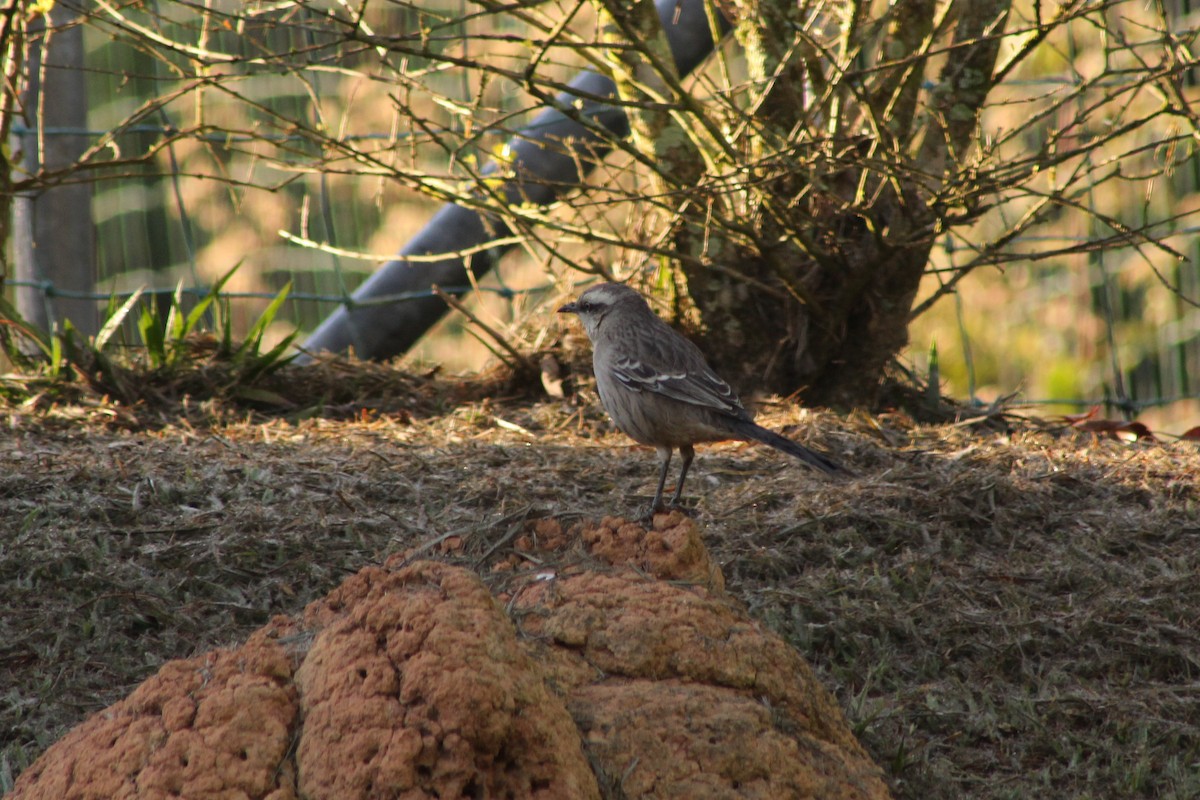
[431,284,535,375]
[473,505,537,568]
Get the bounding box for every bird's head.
[557,282,645,340]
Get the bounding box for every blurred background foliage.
[4,0,1199,428]
[908,3,1200,431]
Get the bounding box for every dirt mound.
[513,518,884,798]
[8,623,300,799]
[11,514,888,800]
[577,513,726,590]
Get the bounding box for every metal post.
[13,5,98,338]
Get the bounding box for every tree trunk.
[678,0,1010,408]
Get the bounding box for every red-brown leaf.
[1062,407,1101,425]
[1072,418,1156,442]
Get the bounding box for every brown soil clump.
[12,517,886,800]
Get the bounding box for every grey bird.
[558,282,842,516]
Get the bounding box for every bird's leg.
[669,445,694,507]
[645,446,673,519]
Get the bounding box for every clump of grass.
[2,264,295,406]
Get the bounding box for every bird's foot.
[666,500,695,516]
[640,500,693,524]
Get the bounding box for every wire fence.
[6,0,1200,427]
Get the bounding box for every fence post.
[13,5,97,338]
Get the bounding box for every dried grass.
[1,357,1198,798]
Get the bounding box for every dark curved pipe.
[299,0,729,361]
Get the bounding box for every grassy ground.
[1,358,1198,798]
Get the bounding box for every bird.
[558,282,842,517]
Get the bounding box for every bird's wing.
[611,355,746,415]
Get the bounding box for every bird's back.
[592,309,756,446]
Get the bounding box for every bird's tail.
[732,419,844,475]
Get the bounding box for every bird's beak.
[557,301,578,314]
